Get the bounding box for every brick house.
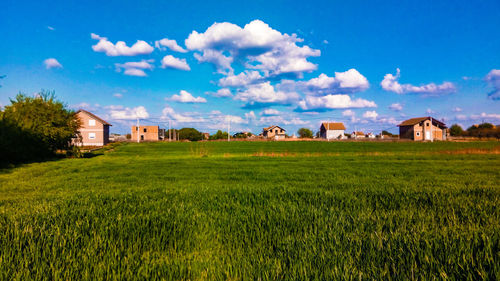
[398,117,447,141]
[262,125,286,140]
[131,125,164,141]
[75,110,111,146]
[320,122,346,140]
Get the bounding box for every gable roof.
[263,125,285,132]
[76,109,111,126]
[398,117,446,127]
[321,122,346,130]
[353,131,365,136]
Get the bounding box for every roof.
[263,125,285,132]
[321,122,346,130]
[398,116,446,127]
[354,131,365,136]
[76,109,111,126]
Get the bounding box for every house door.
[425,131,431,140]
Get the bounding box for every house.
[351,131,365,139]
[262,125,286,140]
[74,110,111,146]
[131,125,163,141]
[202,132,210,140]
[398,117,447,141]
[366,133,376,139]
[320,122,346,140]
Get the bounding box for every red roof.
[321,122,346,130]
[398,116,446,128]
[76,109,111,126]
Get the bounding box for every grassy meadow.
[0,141,499,280]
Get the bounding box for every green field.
[1,141,499,280]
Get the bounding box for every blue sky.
[1,0,499,134]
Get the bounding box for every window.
[426,123,430,127]
[281,129,284,133]
[89,119,96,126]
[89,133,96,139]
[143,128,147,133]
[416,132,420,136]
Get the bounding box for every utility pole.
[430,116,433,142]
[227,120,230,142]
[136,118,140,143]
[168,120,171,142]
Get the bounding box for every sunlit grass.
[0,141,499,280]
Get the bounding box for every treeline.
[450,123,500,138]
[0,91,80,166]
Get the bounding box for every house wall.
[414,120,444,141]
[75,111,108,146]
[326,130,344,139]
[399,125,414,140]
[264,127,285,138]
[131,126,160,141]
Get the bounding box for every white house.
[351,131,365,139]
[366,133,376,139]
[320,122,346,140]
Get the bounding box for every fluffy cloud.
[207,88,232,98]
[161,106,205,123]
[193,50,233,74]
[389,103,403,111]
[185,20,320,77]
[44,58,62,69]
[115,60,154,77]
[470,112,500,121]
[485,69,500,100]
[234,82,299,107]
[168,90,207,103]
[91,33,154,56]
[299,69,369,95]
[381,68,456,96]
[161,55,190,71]
[297,94,377,111]
[260,109,281,116]
[113,93,123,98]
[155,38,187,53]
[452,107,462,112]
[362,110,378,120]
[109,106,149,120]
[218,71,263,87]
[259,115,309,126]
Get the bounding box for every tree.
[210,130,228,140]
[449,124,464,136]
[178,128,203,141]
[297,128,313,138]
[1,91,80,165]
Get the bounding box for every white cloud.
[115,60,154,77]
[363,110,378,120]
[234,82,299,106]
[113,93,123,98]
[161,106,205,123]
[260,109,281,116]
[44,58,62,69]
[109,106,149,120]
[389,103,403,111]
[91,33,154,56]
[452,107,462,112]
[259,115,309,126]
[485,69,500,100]
[160,55,190,71]
[426,108,434,114]
[168,90,207,103]
[155,38,187,53]
[207,88,232,98]
[298,94,377,111]
[193,50,233,74]
[456,114,467,121]
[342,109,355,117]
[381,68,456,96]
[185,20,320,77]
[470,112,500,121]
[218,71,263,87]
[300,69,369,95]
[323,40,329,44]
[47,26,55,31]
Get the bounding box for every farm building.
[351,131,365,139]
[398,117,447,141]
[262,125,286,140]
[74,110,111,146]
[131,126,165,141]
[319,122,346,140]
[366,133,376,139]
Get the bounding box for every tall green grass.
[0,141,499,280]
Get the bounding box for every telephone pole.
[136,118,140,143]
[227,120,231,142]
[168,120,171,142]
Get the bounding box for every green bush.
[178,128,203,141]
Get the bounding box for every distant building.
[351,131,365,139]
[131,125,163,141]
[74,110,111,146]
[320,122,346,140]
[366,133,376,139]
[202,132,210,140]
[262,125,286,140]
[398,117,447,141]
